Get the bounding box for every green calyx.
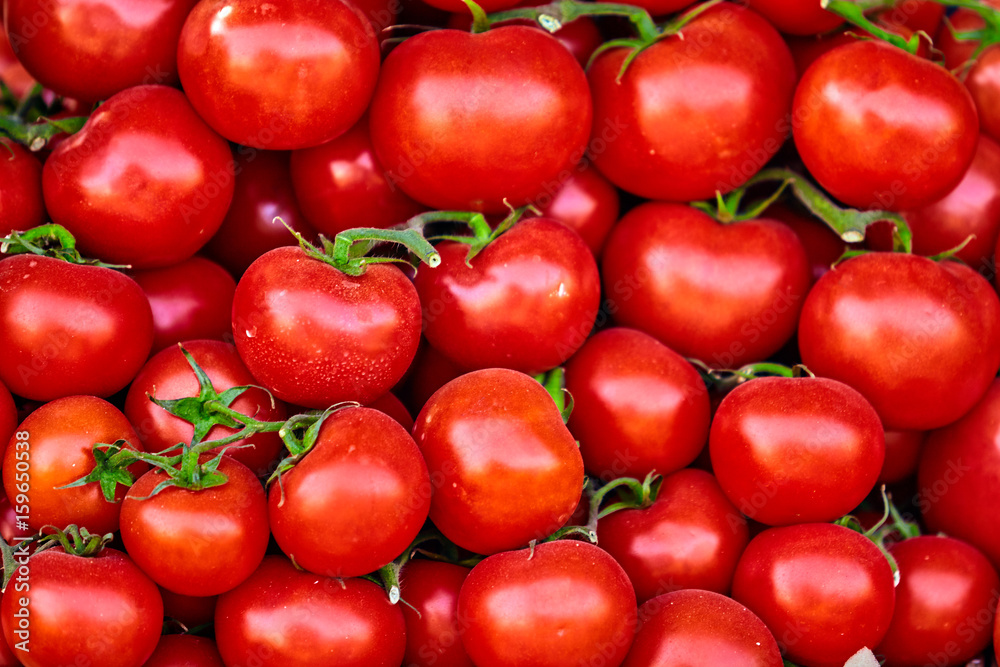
[544,471,662,544]
[1,223,129,268]
[0,82,87,151]
[402,204,533,265]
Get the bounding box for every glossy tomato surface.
[141,635,225,667]
[536,163,620,256]
[0,137,43,236]
[399,560,473,667]
[747,0,842,34]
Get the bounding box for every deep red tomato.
[125,340,287,477]
[369,26,591,212]
[0,138,43,236]
[879,0,945,35]
[397,341,464,416]
[43,85,234,268]
[786,21,930,78]
[598,469,749,603]
[367,392,414,432]
[458,541,637,667]
[588,3,796,201]
[879,429,925,485]
[765,203,847,282]
[290,115,426,238]
[177,0,380,150]
[268,407,430,578]
[1,547,162,667]
[535,164,620,257]
[413,369,584,555]
[747,0,842,35]
[0,382,15,453]
[399,560,473,667]
[0,28,35,98]
[0,255,153,400]
[130,257,236,353]
[203,149,316,277]
[565,327,711,481]
[876,535,999,667]
[414,218,600,374]
[232,245,422,407]
[215,556,406,667]
[0,593,17,667]
[937,8,985,70]
[968,46,1000,143]
[710,376,885,525]
[622,589,783,667]
[2,395,145,534]
[160,587,217,628]
[4,0,196,102]
[793,40,978,211]
[601,203,811,367]
[732,523,896,667]
[141,635,224,667]
[798,253,1000,430]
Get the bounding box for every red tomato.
[4,0,195,102]
[0,255,153,400]
[968,46,1000,143]
[367,392,414,432]
[601,203,810,367]
[177,0,380,150]
[1,548,162,667]
[565,327,711,481]
[399,560,473,667]
[397,342,464,416]
[125,340,287,477]
[732,523,896,667]
[793,41,978,211]
[879,429,925,485]
[937,9,984,71]
[141,635,224,667]
[290,116,426,238]
[622,589,783,667]
[215,556,406,667]
[876,536,999,667]
[413,369,584,555]
[268,407,430,577]
[765,203,846,282]
[160,587,217,628]
[0,138,43,236]
[414,218,600,374]
[746,0,842,35]
[43,85,235,268]
[458,541,637,667]
[0,593,17,667]
[445,10,602,68]
[2,395,145,534]
[598,469,749,603]
[588,4,796,201]
[0,28,36,98]
[130,257,236,353]
[880,0,945,35]
[535,164,620,257]
[232,246,422,407]
[0,383,16,453]
[369,26,591,212]
[798,253,1000,430]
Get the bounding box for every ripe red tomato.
[0,255,153,400]
[793,40,978,211]
[879,429,925,485]
[141,635,224,667]
[413,369,584,554]
[367,392,414,432]
[268,407,430,578]
[445,10,602,68]
[733,523,896,667]
[880,0,945,35]
[968,46,1000,143]
[232,246,422,407]
[1,547,162,667]
[177,0,380,150]
[369,26,591,212]
[0,382,16,453]
[160,587,217,628]
[0,138,43,236]
[799,253,1000,430]
[588,3,796,201]
[937,8,985,70]
[0,593,17,667]
[2,395,145,534]
[710,376,885,525]
[43,85,235,268]
[876,535,1000,667]
[597,468,749,603]
[414,218,600,374]
[747,0,842,35]
[215,556,406,667]
[535,163,620,257]
[397,342,464,416]
[601,203,810,367]
[565,327,711,481]
[764,204,846,282]
[622,589,783,667]
[458,541,637,667]
[399,560,473,667]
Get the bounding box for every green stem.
[486,0,659,41]
[821,0,922,53]
[1,223,128,267]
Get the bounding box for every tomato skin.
[799,253,1000,430]
[733,523,896,667]
[937,9,985,71]
[177,0,379,150]
[458,541,637,667]
[747,0,842,35]
[268,407,430,578]
[875,536,999,667]
[968,46,1000,143]
[369,26,591,212]
[2,395,145,534]
[710,376,885,526]
[0,383,16,454]
[565,328,711,481]
[367,392,414,432]
[0,138,43,236]
[588,4,795,202]
[0,255,153,400]
[413,369,584,555]
[232,246,422,407]
[1,548,162,667]
[764,204,846,282]
[141,635,224,667]
[215,556,406,667]
[601,204,810,367]
[397,342,464,416]
[414,218,600,374]
[879,429,924,485]
[536,163,620,257]
[160,588,217,628]
[598,469,749,603]
[622,589,783,667]
[399,560,474,667]
[0,594,17,667]
[793,41,978,212]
